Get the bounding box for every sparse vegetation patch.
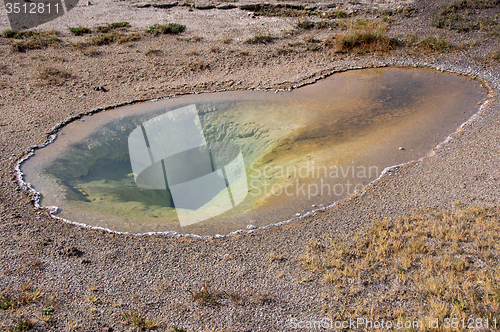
[419,36,454,52]
[147,23,186,35]
[122,311,160,330]
[433,0,500,32]
[333,20,398,53]
[302,204,500,325]
[68,26,90,36]
[7,30,59,52]
[72,31,141,49]
[186,284,219,304]
[245,34,274,44]
[36,67,71,85]
[96,22,130,33]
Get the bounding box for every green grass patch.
[2,29,16,38]
[147,23,186,35]
[1,294,14,310]
[419,36,453,52]
[96,22,130,33]
[68,26,90,36]
[186,284,219,304]
[108,22,130,29]
[479,18,500,34]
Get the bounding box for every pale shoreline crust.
[1,0,500,330]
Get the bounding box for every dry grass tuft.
[221,36,232,44]
[121,311,160,330]
[9,30,59,52]
[332,20,398,54]
[268,252,288,262]
[72,31,141,49]
[36,67,71,85]
[1,285,45,311]
[210,44,221,53]
[302,204,500,327]
[186,284,219,304]
[187,61,209,71]
[406,34,454,53]
[245,34,274,44]
[80,46,100,56]
[250,291,275,304]
[96,22,130,33]
[490,50,500,59]
[145,48,162,56]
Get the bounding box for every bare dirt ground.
[1,0,500,330]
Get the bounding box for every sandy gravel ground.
[1,0,500,330]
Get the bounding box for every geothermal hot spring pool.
[21,68,487,236]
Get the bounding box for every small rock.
[87,1,92,5]
[152,2,178,8]
[312,204,316,207]
[216,3,236,9]
[239,3,260,10]
[399,147,405,150]
[48,206,59,214]
[295,213,301,216]
[133,2,151,7]
[93,86,107,92]
[195,3,215,9]
[247,224,257,230]
[102,328,113,332]
[247,12,256,18]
